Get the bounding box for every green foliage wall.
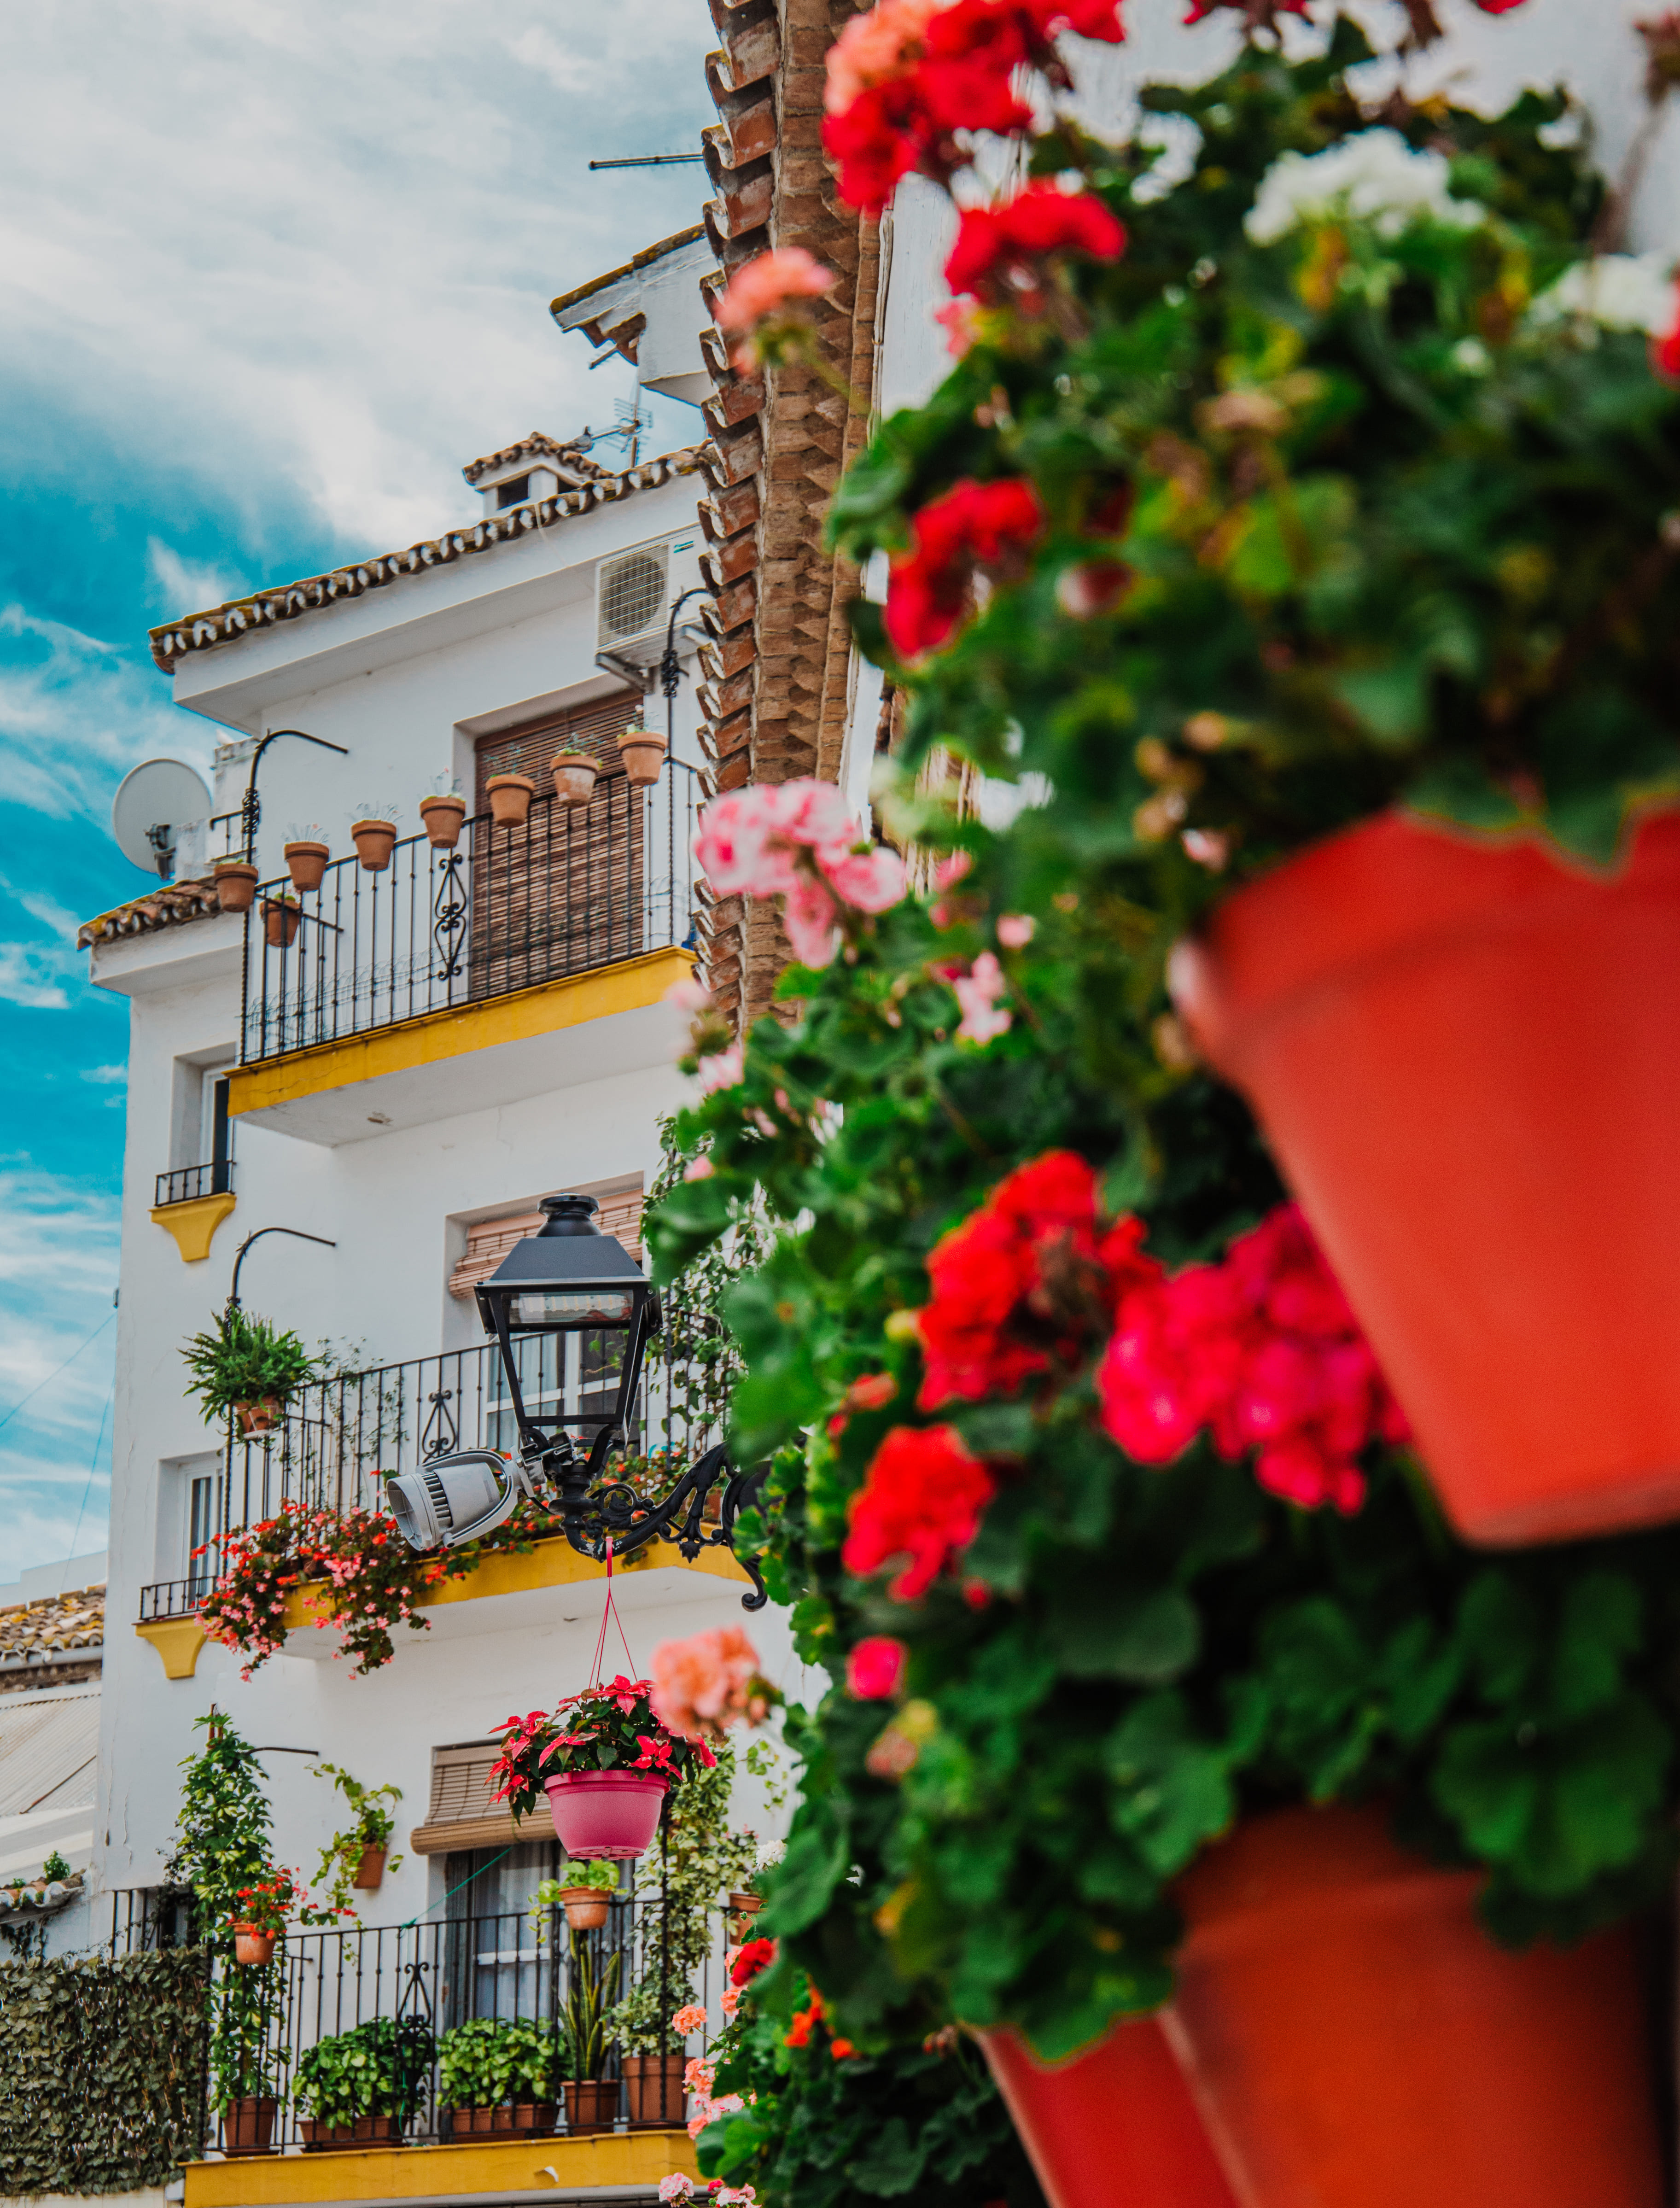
[0,1951,209,2191]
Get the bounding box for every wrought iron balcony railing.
[138,1317,728,1621]
[110,1885,718,2153]
[239,766,699,1065]
[154,1160,233,1208]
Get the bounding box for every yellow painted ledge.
[136,1535,748,1678]
[228,946,694,1120]
[151,1190,237,1262]
[183,2126,696,2208]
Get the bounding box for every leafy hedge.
[0,1951,209,2190]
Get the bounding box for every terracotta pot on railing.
[262,898,301,949]
[1169,806,1680,1545]
[214,860,259,913]
[621,2053,686,2127]
[301,2114,401,2150]
[284,840,330,892]
[451,2103,558,2137]
[350,818,398,870]
[419,795,467,848]
[975,2014,1238,2208]
[486,773,536,828]
[234,1399,281,1437]
[552,753,601,808]
[727,1891,764,1942]
[231,1924,277,1967]
[1166,1803,1664,2208]
[555,1884,612,1932]
[563,2079,618,2135]
[617,730,667,789]
[544,1771,668,1860]
[351,1846,385,1891]
[222,2094,279,2153]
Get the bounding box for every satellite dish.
[112,759,213,880]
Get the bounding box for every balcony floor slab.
[182,2128,695,2208]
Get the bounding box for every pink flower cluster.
[712,248,837,369]
[650,1626,774,1744]
[694,779,907,967]
[1095,1203,1408,1513]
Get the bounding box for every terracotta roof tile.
[461,432,608,487]
[76,876,224,950]
[0,1586,105,1660]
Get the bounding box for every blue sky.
[0,0,718,1578]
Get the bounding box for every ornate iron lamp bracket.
[531,1438,768,1612]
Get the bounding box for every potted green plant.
[534,1861,618,1934]
[261,889,301,948]
[228,1866,302,1965]
[284,827,330,891]
[181,1305,322,1434]
[294,2016,435,2148]
[350,810,399,870]
[560,1942,622,2134]
[213,857,259,912]
[485,771,537,828]
[312,1763,403,1905]
[489,1678,711,1861]
[438,2016,565,2136]
[419,785,467,847]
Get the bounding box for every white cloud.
[0,944,71,1010]
[80,1064,126,1086]
[147,540,243,623]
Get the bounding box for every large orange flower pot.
[1167,1804,1662,2208]
[1169,806,1680,1544]
[975,2014,1239,2208]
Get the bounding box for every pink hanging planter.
[544,1771,668,1860]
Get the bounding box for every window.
[496,474,532,509]
[187,1474,217,1597]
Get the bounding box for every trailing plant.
[293,2017,435,2127]
[311,1763,403,1915]
[643,0,1680,2067]
[181,1306,323,1422]
[438,2016,565,2109]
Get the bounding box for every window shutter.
[410,1741,533,1855]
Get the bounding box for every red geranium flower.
[945,181,1127,308]
[843,1425,998,1600]
[1652,283,1680,384]
[885,476,1045,660]
[731,1937,778,1987]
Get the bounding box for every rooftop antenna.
[588,153,704,170]
[598,397,650,470]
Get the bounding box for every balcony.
[226,768,700,1143]
[111,1888,712,2205]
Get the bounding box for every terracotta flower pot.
[419,795,466,848]
[350,818,398,870]
[301,2114,401,2150]
[556,1884,612,1932]
[351,1846,385,1891]
[213,861,259,913]
[544,1771,668,1860]
[976,2016,1238,2208]
[284,840,330,891]
[563,2079,618,2134]
[551,753,601,808]
[1166,1803,1663,2208]
[621,2053,686,2127]
[1169,805,1680,1544]
[728,1890,764,1940]
[234,1398,281,1437]
[232,1924,278,1966]
[222,2094,278,2154]
[617,731,667,789]
[262,899,301,948]
[486,773,536,827]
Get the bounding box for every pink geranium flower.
[650,1625,773,1742]
[951,951,1010,1044]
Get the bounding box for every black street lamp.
[386,1195,765,1607]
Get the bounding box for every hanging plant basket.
[232,1924,278,1966]
[617,730,667,789]
[555,1884,612,1932]
[544,1772,667,1861]
[419,795,466,848]
[350,819,398,871]
[975,2015,1237,2208]
[486,774,536,828]
[1166,1802,1663,2208]
[234,1398,282,1437]
[1170,806,1680,1545]
[284,840,330,891]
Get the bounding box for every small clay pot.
[419,795,467,848]
[214,861,259,913]
[728,1890,764,1939]
[622,2053,686,2126]
[551,753,600,808]
[617,731,667,789]
[450,2103,557,2137]
[284,840,330,892]
[351,819,398,870]
[223,2094,279,2153]
[351,1846,385,1891]
[563,2079,618,2135]
[486,774,536,828]
[232,1925,277,1967]
[262,899,301,948]
[301,2114,401,2150]
[556,1885,612,1933]
[235,1398,281,1437]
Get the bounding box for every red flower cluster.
[1654,283,1680,384]
[842,1424,998,1599]
[945,181,1127,308]
[822,0,1127,215]
[885,476,1045,660]
[731,1936,778,1987]
[1095,1204,1407,1514]
[917,1150,1157,1407]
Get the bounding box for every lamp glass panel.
[509,1289,635,1326]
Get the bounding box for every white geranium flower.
[1529,253,1677,338]
[1246,129,1484,247]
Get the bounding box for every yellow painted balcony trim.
[136,1535,747,1678]
[228,946,694,1120]
[183,2125,696,2208]
[151,1190,237,1262]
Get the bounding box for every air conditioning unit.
[596,541,671,666]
